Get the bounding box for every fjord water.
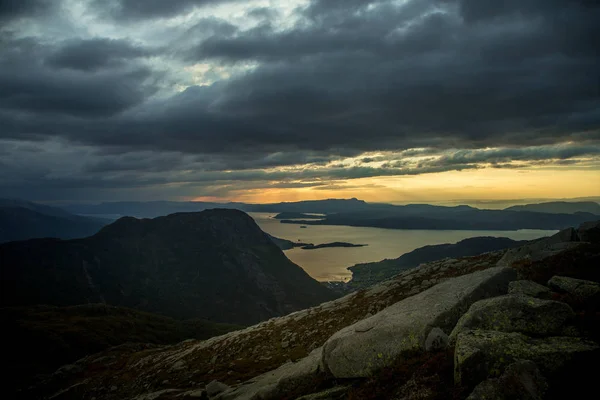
[249,213,557,281]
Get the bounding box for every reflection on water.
[249,213,557,282]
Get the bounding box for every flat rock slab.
[466,360,547,400]
[449,294,574,343]
[548,276,600,304]
[454,330,599,388]
[508,280,552,299]
[215,347,324,400]
[322,267,516,378]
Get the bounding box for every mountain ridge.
[0,209,336,325]
[0,200,110,244]
[505,201,600,215]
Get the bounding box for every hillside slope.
[0,209,336,325]
[0,199,108,243]
[28,221,599,400]
[3,304,241,394]
[347,236,525,289]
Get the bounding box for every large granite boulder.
[577,220,600,243]
[548,276,600,305]
[215,347,325,400]
[454,330,599,388]
[466,360,547,400]
[508,280,552,299]
[449,294,574,343]
[497,228,582,268]
[322,267,516,378]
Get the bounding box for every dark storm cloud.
[94,0,242,20]
[46,38,152,71]
[1,0,600,201]
[173,0,600,156]
[0,0,53,22]
[0,34,158,118]
[3,0,599,154]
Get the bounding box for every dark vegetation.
[4,304,241,395]
[347,349,465,400]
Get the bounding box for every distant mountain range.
[0,209,336,325]
[59,198,375,218]
[505,201,600,215]
[280,207,597,231]
[2,198,598,247]
[0,198,110,244]
[60,198,599,231]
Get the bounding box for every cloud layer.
[1,0,598,201]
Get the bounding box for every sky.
[1,0,599,204]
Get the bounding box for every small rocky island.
[274,212,324,220]
[268,235,366,251]
[300,242,367,250]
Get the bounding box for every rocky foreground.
[26,221,600,400]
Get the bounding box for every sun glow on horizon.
[191,167,600,205]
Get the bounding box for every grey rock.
[466,360,547,400]
[186,389,208,399]
[215,347,325,400]
[454,330,599,388]
[449,294,574,343]
[322,267,516,378]
[508,280,552,299]
[295,386,350,400]
[577,220,600,243]
[547,276,600,304]
[206,381,231,398]
[425,327,449,351]
[497,229,582,268]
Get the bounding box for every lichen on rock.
[449,294,575,343]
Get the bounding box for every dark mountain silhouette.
[0,199,109,244]
[0,209,336,325]
[505,201,600,215]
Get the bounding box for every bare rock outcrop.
[322,267,516,378]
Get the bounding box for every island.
[300,242,367,250]
[267,235,366,251]
[274,212,324,220]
